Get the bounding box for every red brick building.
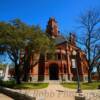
[23,17,89,82]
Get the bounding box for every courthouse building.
[21,17,88,82]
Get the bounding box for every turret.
[46,17,59,38]
[69,33,76,45]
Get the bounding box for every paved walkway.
[1,81,100,100]
[20,81,100,100]
[37,83,74,100]
[0,93,13,100]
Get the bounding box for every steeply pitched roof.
[54,35,67,45]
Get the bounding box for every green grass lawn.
[0,80,49,89]
[14,83,49,89]
[61,81,100,90]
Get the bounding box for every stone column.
[78,52,84,81]
[60,48,64,81]
[31,64,38,82]
[44,63,49,82]
[31,53,40,82]
[66,47,73,81]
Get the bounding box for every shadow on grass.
[61,81,100,90]
[0,80,49,89]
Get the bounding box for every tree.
[22,26,55,81]
[0,19,55,83]
[97,64,100,81]
[77,9,100,83]
[0,19,28,84]
[95,46,100,81]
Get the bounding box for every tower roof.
[46,17,59,37]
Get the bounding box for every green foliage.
[14,83,49,89]
[0,80,16,88]
[0,64,6,70]
[0,19,28,62]
[0,18,55,61]
[0,18,55,83]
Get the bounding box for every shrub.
[0,80,16,88]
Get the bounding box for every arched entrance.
[49,64,59,80]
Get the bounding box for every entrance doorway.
[49,64,59,80]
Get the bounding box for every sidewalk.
[1,82,100,100]
[37,83,74,100]
[0,93,13,100]
[20,82,100,100]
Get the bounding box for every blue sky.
[0,0,100,35]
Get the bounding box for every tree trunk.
[15,63,21,84]
[98,72,100,81]
[97,66,100,81]
[88,67,92,83]
[23,52,40,82]
[23,60,30,82]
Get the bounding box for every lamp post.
[72,50,82,93]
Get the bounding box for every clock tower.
[46,17,59,38]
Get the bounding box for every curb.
[0,86,36,100]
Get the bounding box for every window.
[57,53,61,60]
[72,59,76,68]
